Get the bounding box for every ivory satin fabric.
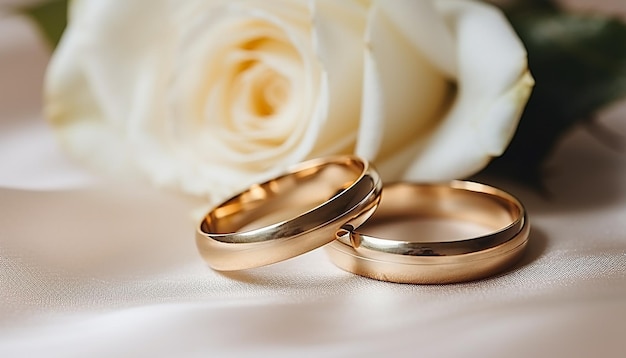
[1,9,626,358]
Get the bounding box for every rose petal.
[375,0,457,78]
[308,0,368,157]
[387,0,534,181]
[46,0,176,177]
[164,2,329,197]
[356,3,449,164]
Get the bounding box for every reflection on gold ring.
[196,155,382,271]
[325,181,529,284]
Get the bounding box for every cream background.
[1,5,625,357]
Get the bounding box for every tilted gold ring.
[196,155,382,271]
[325,181,529,284]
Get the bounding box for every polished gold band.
[325,181,529,284]
[196,155,382,271]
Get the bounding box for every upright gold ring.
[196,156,382,271]
[325,181,529,284]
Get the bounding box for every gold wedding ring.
[325,181,529,284]
[196,156,382,271]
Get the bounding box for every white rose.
[46,0,533,203]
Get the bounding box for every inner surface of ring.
[349,182,524,255]
[202,158,364,234]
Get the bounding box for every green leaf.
[485,6,626,186]
[19,0,68,48]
